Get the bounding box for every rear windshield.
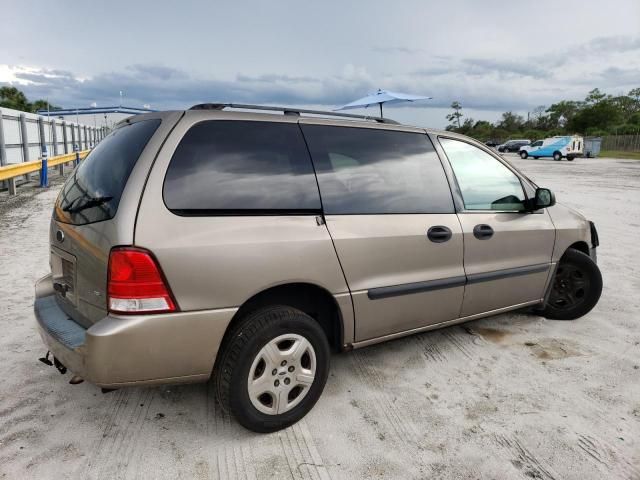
[55,119,160,225]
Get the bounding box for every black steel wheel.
[541,248,602,320]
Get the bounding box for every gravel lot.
[1,156,639,480]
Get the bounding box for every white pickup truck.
[519,135,584,161]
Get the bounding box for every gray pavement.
[0,156,639,479]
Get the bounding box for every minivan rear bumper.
[34,274,236,388]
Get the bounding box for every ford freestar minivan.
[34,104,602,432]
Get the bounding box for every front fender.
[546,203,592,262]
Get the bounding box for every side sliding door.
[301,121,465,343]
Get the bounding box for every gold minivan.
[34,104,602,432]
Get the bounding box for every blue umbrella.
[335,89,432,118]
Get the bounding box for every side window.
[301,125,454,214]
[163,121,321,213]
[439,138,527,211]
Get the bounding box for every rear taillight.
[107,247,177,314]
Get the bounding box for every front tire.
[553,151,562,161]
[215,306,330,433]
[520,151,528,159]
[541,248,602,320]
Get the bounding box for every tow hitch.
[38,351,84,384]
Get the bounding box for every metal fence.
[0,107,108,167]
[600,134,640,152]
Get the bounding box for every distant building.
[36,106,155,130]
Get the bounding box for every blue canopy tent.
[335,89,431,118]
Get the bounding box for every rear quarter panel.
[49,112,184,326]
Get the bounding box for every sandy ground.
[0,156,639,480]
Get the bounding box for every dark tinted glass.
[56,119,160,225]
[301,125,454,214]
[163,121,321,213]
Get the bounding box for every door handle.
[473,224,494,240]
[427,226,452,243]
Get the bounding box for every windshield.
[55,119,160,225]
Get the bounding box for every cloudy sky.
[1,0,639,127]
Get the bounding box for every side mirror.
[533,188,555,210]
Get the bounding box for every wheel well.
[226,283,344,352]
[568,241,589,256]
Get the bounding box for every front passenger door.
[438,138,555,317]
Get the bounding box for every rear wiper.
[63,195,113,214]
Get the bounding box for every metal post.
[50,119,64,176]
[51,118,58,156]
[38,116,46,155]
[8,177,17,195]
[40,146,48,187]
[62,121,68,154]
[83,125,88,150]
[38,117,49,184]
[20,114,31,182]
[0,109,7,167]
[0,109,7,191]
[19,113,29,162]
[70,124,76,155]
[74,143,80,167]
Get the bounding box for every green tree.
[0,86,59,113]
[30,99,58,113]
[446,101,463,130]
[569,88,621,132]
[546,100,582,129]
[0,86,31,110]
[497,111,525,133]
[585,88,607,105]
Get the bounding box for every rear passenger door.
[437,137,555,317]
[301,122,465,343]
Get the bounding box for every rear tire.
[567,155,575,161]
[541,248,602,320]
[553,151,562,161]
[215,306,330,433]
[533,156,539,160]
[520,151,528,159]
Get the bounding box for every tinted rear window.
[301,125,454,214]
[163,121,321,214]
[56,119,160,225]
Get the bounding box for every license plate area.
[51,247,77,306]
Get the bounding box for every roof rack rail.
[188,103,399,124]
